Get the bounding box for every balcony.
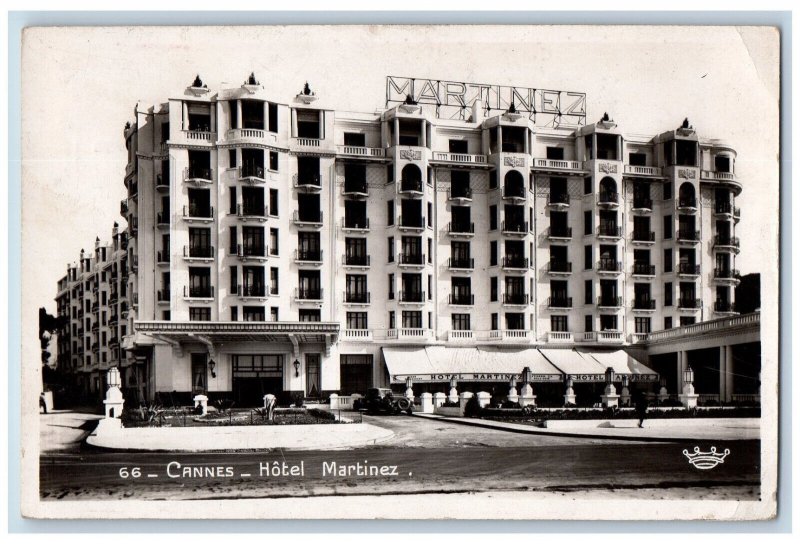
[294,288,323,303]
[337,145,386,160]
[546,193,570,208]
[343,291,371,305]
[397,215,425,232]
[579,330,624,344]
[502,256,529,270]
[713,235,741,253]
[184,285,215,300]
[677,197,698,212]
[182,129,215,143]
[597,296,623,309]
[342,254,371,268]
[677,263,701,276]
[714,300,737,314]
[239,165,267,184]
[292,210,324,228]
[156,211,170,228]
[431,151,487,165]
[714,202,739,218]
[447,188,473,202]
[632,299,656,311]
[293,173,322,192]
[183,245,215,262]
[502,293,529,306]
[342,181,369,197]
[448,257,474,271]
[487,329,531,343]
[547,226,572,241]
[678,297,702,310]
[294,249,323,265]
[447,222,475,237]
[155,174,169,192]
[226,128,271,144]
[398,252,426,268]
[632,230,655,244]
[182,206,214,223]
[676,229,700,244]
[156,250,170,265]
[623,165,663,177]
[447,330,475,342]
[502,184,527,201]
[399,290,426,304]
[547,296,573,309]
[157,289,170,304]
[129,216,138,234]
[713,268,742,284]
[293,137,323,151]
[597,225,622,239]
[597,259,622,274]
[547,261,573,275]
[631,198,653,212]
[399,179,424,196]
[449,293,474,306]
[632,263,656,277]
[701,170,737,182]
[237,204,269,222]
[547,331,574,343]
[342,329,374,342]
[532,158,584,173]
[342,217,370,233]
[183,167,213,185]
[387,328,434,341]
[237,244,269,262]
[239,284,268,299]
[597,191,619,208]
[501,220,529,236]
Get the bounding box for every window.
[387,237,395,262]
[389,311,396,330]
[270,228,279,255]
[427,203,433,227]
[664,282,673,306]
[635,317,651,334]
[584,315,593,332]
[584,210,592,235]
[269,151,279,171]
[551,315,568,332]
[680,316,696,326]
[489,205,497,230]
[546,146,565,160]
[243,306,266,322]
[584,177,592,195]
[188,267,212,297]
[230,306,239,321]
[346,312,368,330]
[584,280,593,305]
[663,182,673,200]
[388,274,394,299]
[229,149,237,168]
[629,152,647,166]
[491,313,499,330]
[344,132,366,146]
[490,241,498,266]
[584,245,592,270]
[228,226,237,254]
[451,313,471,331]
[449,139,468,153]
[189,307,211,321]
[299,309,321,322]
[490,277,498,302]
[229,186,237,215]
[402,311,422,329]
[387,200,395,226]
[270,267,278,295]
[489,170,498,189]
[663,215,672,239]
[268,103,278,133]
[230,265,238,293]
[269,189,279,216]
[270,307,278,322]
[664,248,673,273]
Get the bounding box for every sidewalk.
[413,413,760,442]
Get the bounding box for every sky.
[20,25,780,315]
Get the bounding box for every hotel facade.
[55,75,759,407]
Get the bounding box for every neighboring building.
[56,74,751,406]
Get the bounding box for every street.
[39,413,760,502]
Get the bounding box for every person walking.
[635,392,649,428]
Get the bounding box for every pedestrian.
[635,392,649,428]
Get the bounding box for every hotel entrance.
[232,354,284,406]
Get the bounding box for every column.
[718,346,727,401]
[291,109,298,138]
[182,101,188,131]
[497,125,503,152]
[393,118,400,146]
[264,100,270,131]
[524,129,530,155]
[319,110,325,140]
[236,99,243,130]
[677,350,687,392]
[420,120,426,148]
[725,344,734,402]
[210,104,216,134]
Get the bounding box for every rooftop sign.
[386,75,587,128]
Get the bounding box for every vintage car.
[354,388,413,415]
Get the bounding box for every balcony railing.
[632,230,655,243]
[502,184,527,200]
[399,179,424,194]
[447,188,473,201]
[183,130,215,142]
[677,229,700,242]
[632,263,656,276]
[184,285,214,299]
[183,245,215,259]
[183,206,214,220]
[678,297,702,309]
[155,174,169,190]
[238,244,268,259]
[502,293,529,305]
[501,220,528,234]
[431,151,487,164]
[337,145,385,158]
[157,289,170,302]
[597,259,622,272]
[678,263,701,275]
[623,165,662,177]
[387,328,433,341]
[548,226,572,239]
[633,299,656,310]
[597,225,622,238]
[295,249,323,262]
[398,253,425,266]
[239,165,266,181]
[597,191,619,206]
[156,211,170,226]
[227,128,267,141]
[294,138,322,148]
[548,261,572,273]
[237,204,269,219]
[547,193,570,206]
[157,250,170,264]
[183,167,213,183]
[344,291,371,304]
[449,293,475,306]
[502,256,528,269]
[533,158,583,171]
[488,329,531,341]
[701,170,737,181]
[448,257,474,270]
[714,300,736,312]
[239,284,267,298]
[293,173,322,190]
[547,296,573,308]
[597,296,623,308]
[447,222,475,235]
[343,181,369,196]
[295,288,323,301]
[632,198,653,210]
[343,254,370,267]
[677,197,698,210]
[343,329,374,341]
[292,210,324,225]
[398,215,425,230]
[714,268,741,280]
[448,330,475,341]
[342,217,370,231]
[399,290,426,303]
[714,235,740,249]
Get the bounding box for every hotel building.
[55,74,757,406]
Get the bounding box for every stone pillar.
[328,393,339,410]
[103,367,124,420]
[264,101,270,131]
[405,378,414,401]
[236,100,243,131]
[420,392,434,414]
[420,119,426,148]
[724,345,734,403]
[497,125,503,152]
[620,377,631,407]
[476,391,492,408]
[433,392,446,408]
[210,105,216,133]
[678,368,699,409]
[519,383,537,407]
[448,380,459,404]
[658,379,670,403]
[677,350,687,392]
[601,383,620,408]
[507,379,519,404]
[193,394,209,416]
[563,378,576,406]
[182,101,188,131]
[458,391,474,417]
[393,118,400,146]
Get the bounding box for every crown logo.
[683,446,731,470]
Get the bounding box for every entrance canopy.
[383,346,563,384]
[540,348,659,383]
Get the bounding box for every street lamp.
[605,366,615,385]
[208,359,216,378]
[683,366,694,386]
[293,358,301,377]
[521,366,532,386]
[106,367,121,389]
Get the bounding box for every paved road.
[40,414,760,501]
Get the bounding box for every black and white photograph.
[19,23,780,520]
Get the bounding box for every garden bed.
[479,406,760,423]
[122,407,345,428]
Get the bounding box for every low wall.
[542,417,761,430]
[87,419,394,451]
[435,406,463,417]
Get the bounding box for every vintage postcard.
[20,24,780,520]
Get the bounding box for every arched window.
[503,170,525,198]
[599,177,617,196]
[678,183,696,207]
[400,164,423,192]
